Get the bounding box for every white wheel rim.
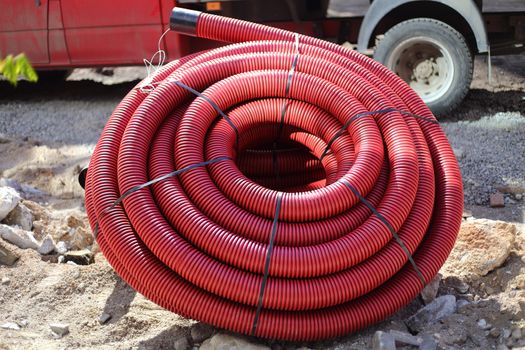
[386,36,455,104]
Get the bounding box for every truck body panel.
[0,1,523,69]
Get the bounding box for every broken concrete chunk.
[2,202,33,231]
[372,331,396,350]
[49,323,69,337]
[67,215,85,229]
[1,322,20,331]
[98,313,111,325]
[0,187,21,221]
[0,224,39,250]
[22,200,49,222]
[406,295,456,333]
[389,330,421,346]
[199,333,270,350]
[56,241,68,255]
[421,274,441,305]
[37,235,56,255]
[0,243,19,266]
[70,226,93,250]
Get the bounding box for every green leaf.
[1,55,18,86]
[0,53,38,86]
[15,54,38,82]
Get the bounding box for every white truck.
[181,0,525,115]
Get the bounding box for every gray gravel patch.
[442,112,525,205]
[0,80,134,145]
[0,100,114,145]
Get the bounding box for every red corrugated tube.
[84,8,463,341]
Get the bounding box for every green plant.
[0,53,38,86]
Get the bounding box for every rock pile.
[0,184,94,265]
[1,178,521,350]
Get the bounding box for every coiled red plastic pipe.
[85,8,463,341]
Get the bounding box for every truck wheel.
[374,18,473,116]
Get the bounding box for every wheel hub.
[413,59,436,82]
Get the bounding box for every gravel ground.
[442,112,525,206]
[1,54,524,212]
[0,80,131,145]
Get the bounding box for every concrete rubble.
[0,224,39,250]
[49,323,70,337]
[200,333,270,350]
[0,187,21,221]
[0,242,19,266]
[37,235,56,255]
[2,202,33,231]
[406,295,457,333]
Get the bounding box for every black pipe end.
[78,166,88,190]
[170,7,201,35]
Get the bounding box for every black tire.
[374,18,473,116]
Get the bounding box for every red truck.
[1,0,524,114]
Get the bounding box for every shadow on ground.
[0,79,138,102]
[466,204,524,224]
[443,89,525,122]
[103,276,137,324]
[138,325,190,350]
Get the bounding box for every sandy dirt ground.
[0,52,524,350]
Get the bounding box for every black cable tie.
[281,35,300,124]
[284,54,299,99]
[278,34,301,136]
[251,192,283,336]
[272,34,301,178]
[278,100,291,136]
[319,108,439,161]
[92,156,232,239]
[339,178,426,288]
[173,80,240,150]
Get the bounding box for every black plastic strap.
[278,100,291,136]
[92,156,232,239]
[319,108,439,161]
[284,54,298,98]
[173,80,240,149]
[273,35,301,178]
[278,34,300,134]
[251,192,283,336]
[339,178,426,287]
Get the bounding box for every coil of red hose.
[84,8,463,341]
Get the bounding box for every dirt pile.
[1,180,524,349]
